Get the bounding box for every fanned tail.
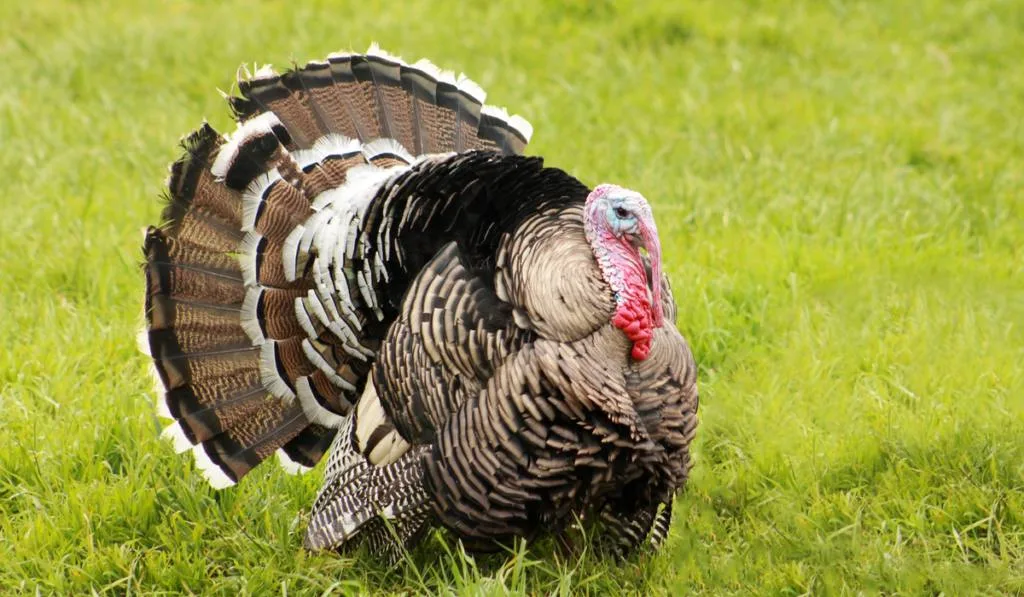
[144,44,537,488]
[227,44,532,156]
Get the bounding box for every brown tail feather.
[325,54,384,141]
[301,152,368,199]
[247,178,313,237]
[229,45,532,158]
[237,68,328,149]
[174,208,245,253]
[165,124,242,227]
[198,404,310,483]
[281,423,336,469]
[294,61,362,141]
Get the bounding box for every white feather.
[456,73,487,104]
[154,386,173,419]
[354,381,384,449]
[239,287,266,345]
[260,342,296,401]
[354,381,410,465]
[374,252,389,284]
[365,42,405,65]
[161,422,193,454]
[367,430,411,467]
[281,224,306,282]
[290,135,360,176]
[211,112,282,179]
[303,286,333,334]
[356,268,382,322]
[299,210,331,256]
[191,443,236,489]
[481,104,534,143]
[238,232,264,288]
[411,58,456,86]
[295,376,348,429]
[311,134,362,161]
[241,171,280,232]
[252,64,277,80]
[326,50,358,61]
[295,292,320,340]
[310,223,358,336]
[276,448,312,475]
[507,114,534,142]
[138,323,174,418]
[135,326,151,356]
[361,138,414,163]
[300,339,356,392]
[329,215,363,331]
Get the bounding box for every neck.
[587,225,656,361]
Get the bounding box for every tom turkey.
[142,44,699,562]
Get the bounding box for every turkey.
[141,44,699,562]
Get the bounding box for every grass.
[0,0,1021,593]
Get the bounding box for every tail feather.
[198,405,311,483]
[300,152,369,201]
[399,60,443,155]
[238,232,301,288]
[437,74,483,153]
[243,175,313,236]
[237,67,328,149]
[145,230,245,306]
[294,61,362,141]
[165,383,266,444]
[362,48,414,150]
[174,209,245,253]
[145,126,344,484]
[240,287,308,342]
[146,44,537,489]
[479,105,531,155]
[280,423,335,469]
[326,54,384,141]
[147,295,249,352]
[165,124,241,227]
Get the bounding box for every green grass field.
[1,0,1022,593]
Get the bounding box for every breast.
[494,205,615,342]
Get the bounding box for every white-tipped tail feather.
[260,342,297,401]
[211,111,283,179]
[481,104,534,142]
[361,138,415,164]
[277,448,313,475]
[161,422,194,454]
[192,443,236,489]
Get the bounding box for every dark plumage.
[141,45,699,563]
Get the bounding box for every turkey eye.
[614,207,630,219]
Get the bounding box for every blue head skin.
[583,184,664,358]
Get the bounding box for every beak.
[638,223,663,327]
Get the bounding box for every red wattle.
[614,299,655,361]
[631,338,651,360]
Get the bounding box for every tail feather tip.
[191,443,237,489]
[160,421,194,454]
[277,448,312,475]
